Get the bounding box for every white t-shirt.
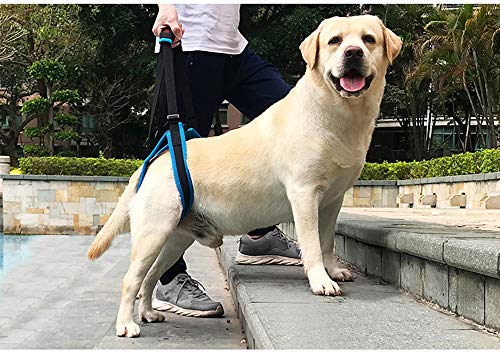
[155,4,248,55]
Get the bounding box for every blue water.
[0,234,34,279]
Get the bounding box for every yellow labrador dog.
[88,15,402,337]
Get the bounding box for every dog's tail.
[87,169,141,260]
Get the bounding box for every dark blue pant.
[159,46,291,285]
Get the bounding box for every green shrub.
[23,126,49,139]
[360,149,500,180]
[20,97,50,116]
[23,145,50,157]
[54,113,78,126]
[19,156,143,177]
[54,129,80,141]
[17,149,500,179]
[52,89,81,104]
[56,150,77,157]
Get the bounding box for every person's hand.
[152,4,184,44]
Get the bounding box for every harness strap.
[138,28,198,223]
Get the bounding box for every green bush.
[20,97,50,116]
[17,149,500,179]
[56,150,77,157]
[54,129,80,141]
[54,113,78,126]
[19,156,143,177]
[52,90,81,104]
[360,149,500,180]
[23,145,50,157]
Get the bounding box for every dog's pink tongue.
[340,76,366,92]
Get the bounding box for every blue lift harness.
[138,28,200,222]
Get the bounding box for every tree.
[408,5,499,152]
[0,4,96,162]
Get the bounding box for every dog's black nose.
[344,46,363,58]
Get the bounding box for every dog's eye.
[363,35,376,44]
[328,36,341,45]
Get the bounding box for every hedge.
[360,149,500,180]
[18,149,500,180]
[19,156,143,177]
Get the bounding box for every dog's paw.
[140,310,165,323]
[116,321,141,338]
[308,267,342,296]
[327,267,353,282]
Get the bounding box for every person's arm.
[152,4,184,42]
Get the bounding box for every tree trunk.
[4,141,19,167]
[46,83,55,155]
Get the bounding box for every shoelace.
[271,228,299,250]
[174,275,209,303]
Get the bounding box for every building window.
[82,116,96,131]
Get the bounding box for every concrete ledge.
[336,215,500,279]
[217,236,500,349]
[333,213,500,330]
[1,174,130,182]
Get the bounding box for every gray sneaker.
[235,228,303,266]
[152,273,224,317]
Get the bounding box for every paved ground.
[340,207,500,231]
[0,234,246,349]
[218,237,500,349]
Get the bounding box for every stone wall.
[2,175,128,235]
[1,172,499,235]
[346,172,500,209]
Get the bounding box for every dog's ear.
[381,23,402,64]
[300,20,327,69]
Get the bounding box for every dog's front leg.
[288,187,342,296]
[319,199,353,282]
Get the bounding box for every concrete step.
[217,236,500,349]
[279,208,500,332]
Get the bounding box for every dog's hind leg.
[319,198,353,282]
[137,229,194,323]
[115,202,181,338]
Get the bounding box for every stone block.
[60,202,83,215]
[443,239,500,279]
[78,214,93,227]
[447,194,466,208]
[95,182,115,191]
[353,197,371,207]
[83,197,103,215]
[381,249,401,286]
[397,193,414,206]
[353,186,371,198]
[448,267,458,313]
[99,215,110,225]
[334,234,345,259]
[93,215,100,226]
[49,218,71,227]
[55,190,68,202]
[365,244,382,277]
[418,194,437,207]
[343,237,357,265]
[27,208,45,214]
[455,270,485,325]
[485,277,500,331]
[342,193,354,207]
[396,233,446,264]
[96,190,119,202]
[38,189,56,202]
[68,182,96,198]
[382,187,398,207]
[400,254,424,296]
[479,194,500,209]
[18,214,39,226]
[49,181,68,190]
[3,201,21,213]
[423,261,449,308]
[356,242,368,272]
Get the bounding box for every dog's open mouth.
[330,69,373,95]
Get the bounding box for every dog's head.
[300,15,402,98]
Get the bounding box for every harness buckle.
[161,114,181,129]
